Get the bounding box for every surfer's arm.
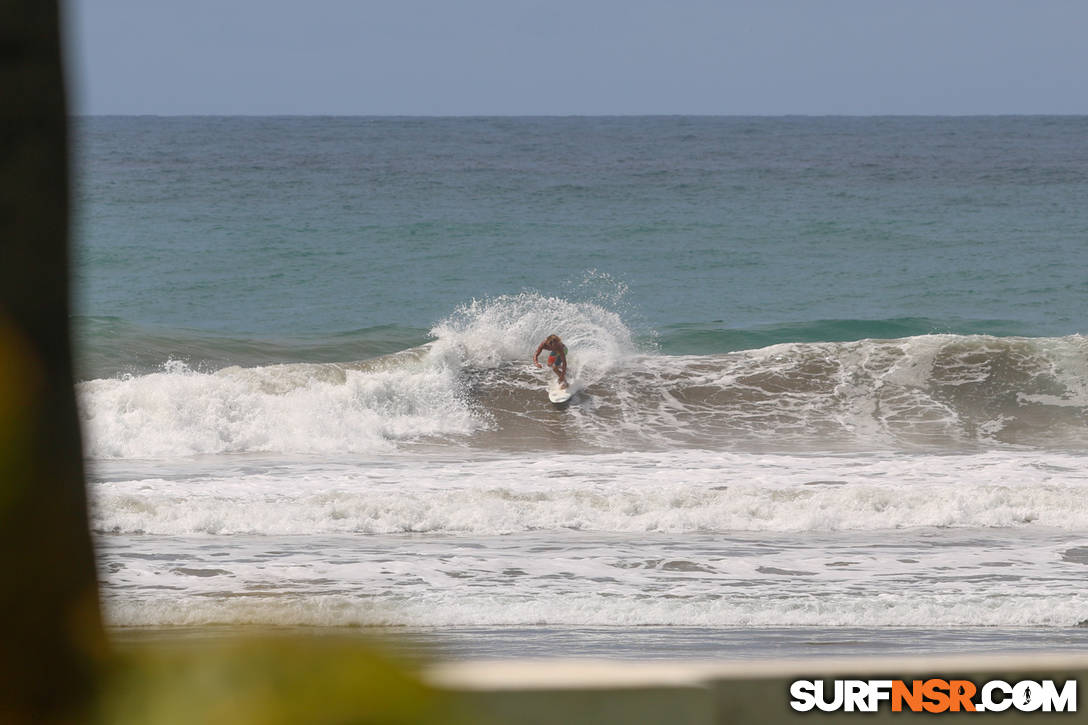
[532,342,546,365]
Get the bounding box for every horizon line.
[70,112,1088,119]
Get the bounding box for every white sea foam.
[99,521,1088,628]
[94,448,1088,629]
[79,355,479,458]
[104,591,1088,629]
[90,450,1088,536]
[79,293,646,459]
[78,304,1088,460]
[429,292,639,381]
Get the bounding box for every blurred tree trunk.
[0,1,106,723]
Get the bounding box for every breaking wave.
[78,294,1088,459]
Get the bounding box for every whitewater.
[80,294,1088,642]
[81,294,1088,458]
[76,116,1088,658]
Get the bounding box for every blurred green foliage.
[97,637,466,725]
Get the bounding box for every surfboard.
[548,384,572,404]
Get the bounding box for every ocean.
[75,116,1088,658]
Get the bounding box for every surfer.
[533,334,568,389]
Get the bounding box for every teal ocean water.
[76,117,1088,653]
[76,116,1086,375]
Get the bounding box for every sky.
[68,0,1088,116]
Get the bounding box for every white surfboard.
[548,384,572,404]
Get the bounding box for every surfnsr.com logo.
[790,678,1077,713]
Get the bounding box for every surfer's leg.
[549,362,567,387]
